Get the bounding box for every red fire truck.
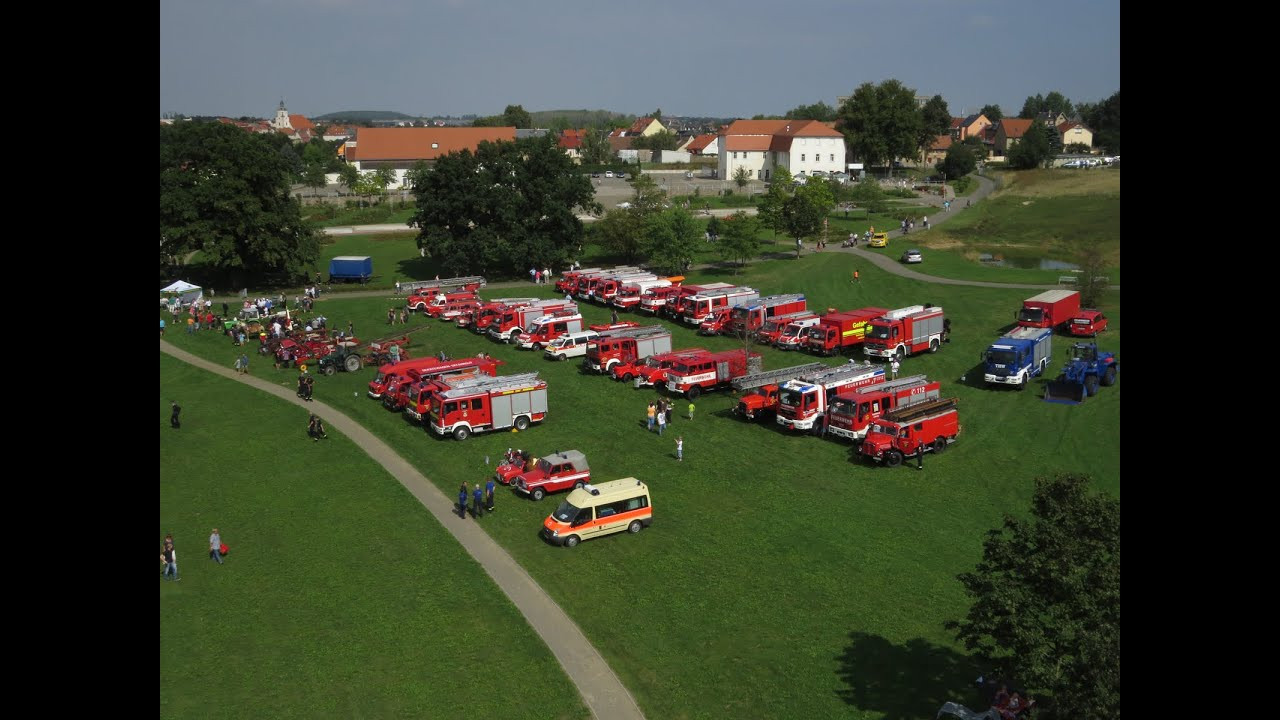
[485,301,578,343]
[775,363,886,433]
[643,282,734,318]
[574,267,642,300]
[825,374,941,442]
[858,397,960,467]
[594,273,659,304]
[613,278,678,311]
[428,372,549,441]
[680,287,760,326]
[697,307,735,335]
[404,277,484,309]
[515,311,584,350]
[727,294,808,336]
[731,362,829,422]
[806,307,889,356]
[1017,289,1080,332]
[456,297,540,331]
[611,348,707,384]
[437,297,484,321]
[555,267,601,294]
[664,349,763,400]
[408,290,478,315]
[384,357,504,418]
[368,356,470,399]
[584,326,673,374]
[863,305,948,360]
[756,311,818,346]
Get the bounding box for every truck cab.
[697,307,734,335]
[409,290,475,314]
[859,399,960,467]
[513,450,592,501]
[517,314,583,350]
[736,385,781,421]
[775,318,822,349]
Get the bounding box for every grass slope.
[159,354,586,720]
[164,248,1120,719]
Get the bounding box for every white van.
[541,478,652,547]
[544,330,600,361]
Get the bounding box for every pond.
[978,253,1080,271]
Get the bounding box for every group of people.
[528,266,553,285]
[160,529,228,581]
[386,307,411,325]
[297,373,315,401]
[459,479,497,518]
[646,398,692,434]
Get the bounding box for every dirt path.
[160,340,646,720]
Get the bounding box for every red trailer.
[1016,290,1080,332]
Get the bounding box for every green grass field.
[163,247,1120,718]
[159,355,586,720]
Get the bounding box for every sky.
[160,0,1120,121]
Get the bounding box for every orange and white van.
[541,478,652,548]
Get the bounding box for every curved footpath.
[160,340,646,720]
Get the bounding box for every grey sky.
[160,0,1119,121]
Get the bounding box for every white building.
[717,120,845,181]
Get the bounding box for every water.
[977,254,1079,271]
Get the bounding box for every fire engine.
[515,311,584,350]
[825,374,941,442]
[409,290,478,315]
[731,362,829,422]
[863,305,948,360]
[611,348,707,385]
[555,267,601,294]
[428,373,549,441]
[392,357,505,420]
[757,311,818,346]
[612,278,678,310]
[775,363,886,433]
[858,397,960,467]
[485,301,577,343]
[727,294,807,336]
[594,273,659,304]
[646,282,735,318]
[697,307,734,335]
[806,307,889,356]
[512,450,592,501]
[456,297,540,331]
[574,267,642,300]
[368,356,474,399]
[584,326,673,374]
[680,287,760,326]
[664,349,763,400]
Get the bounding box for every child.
[676,436,683,462]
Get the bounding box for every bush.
[951,176,975,196]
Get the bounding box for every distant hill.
[313,110,415,122]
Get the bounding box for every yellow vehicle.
[541,478,652,547]
[868,232,890,248]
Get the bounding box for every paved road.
[160,341,646,720]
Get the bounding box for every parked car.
[1061,160,1085,168]
[591,172,601,178]
[618,172,629,180]
[685,171,694,179]
[901,249,923,264]
[605,170,614,178]
[868,232,890,248]
[1068,310,1109,336]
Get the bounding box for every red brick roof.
[724,135,773,152]
[932,134,953,150]
[607,136,634,152]
[1057,121,1080,133]
[349,127,516,161]
[628,117,657,134]
[686,134,716,153]
[950,116,967,129]
[289,114,315,132]
[559,129,585,150]
[1000,118,1034,139]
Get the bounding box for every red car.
[511,450,592,501]
[1068,310,1109,336]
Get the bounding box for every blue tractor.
[1043,342,1118,404]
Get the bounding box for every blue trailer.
[329,256,373,284]
[982,326,1052,390]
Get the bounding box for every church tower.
[272,99,292,130]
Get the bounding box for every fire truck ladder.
[863,374,930,394]
[489,297,542,307]
[753,293,806,307]
[598,325,670,340]
[731,363,830,391]
[799,363,887,386]
[362,324,430,351]
[437,372,542,399]
[401,276,488,293]
[882,397,958,423]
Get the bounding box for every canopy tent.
[160,280,203,308]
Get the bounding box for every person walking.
[656,407,666,436]
[170,402,181,429]
[485,478,496,512]
[240,353,249,375]
[234,355,244,374]
[458,483,469,519]
[472,483,485,518]
[186,315,195,334]
[611,309,619,324]
[853,270,860,283]
[209,528,224,565]
[161,537,179,581]
[647,402,656,432]
[387,308,395,324]
[676,436,683,462]
[922,216,929,229]
[890,358,900,380]
[389,343,401,364]
[687,401,695,421]
[159,318,166,337]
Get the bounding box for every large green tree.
[633,130,679,152]
[579,128,613,165]
[836,79,923,175]
[917,94,951,162]
[780,178,834,257]
[949,474,1119,720]
[1082,90,1120,154]
[785,101,837,122]
[159,121,319,285]
[936,143,977,180]
[979,104,1004,123]
[407,134,599,277]
[473,104,534,129]
[643,208,702,274]
[1007,120,1055,169]
[717,211,761,272]
[755,167,792,240]
[1020,91,1074,120]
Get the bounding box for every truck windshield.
[407,386,420,401]
[807,328,825,341]
[987,349,1017,365]
[869,422,894,436]
[779,388,804,406]
[867,324,891,340]
[1018,307,1045,323]
[551,500,582,523]
[830,398,855,416]
[536,459,553,474]
[782,324,803,337]
[730,307,749,320]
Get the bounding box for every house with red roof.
[684,133,720,157]
[995,118,1034,155]
[717,119,845,181]
[1057,121,1093,150]
[345,126,517,188]
[923,134,953,166]
[558,128,586,162]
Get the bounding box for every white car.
[1061,160,1085,168]
[605,170,614,178]
[901,249,923,264]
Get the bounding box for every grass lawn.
[159,354,586,720]
[164,248,1120,719]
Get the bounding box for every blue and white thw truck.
[982,327,1052,390]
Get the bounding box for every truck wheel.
[508,331,520,344]
[563,535,580,548]
[686,386,701,400]
[932,438,948,454]
[929,339,940,353]
[343,354,362,373]
[532,343,543,351]
[453,426,471,441]
[896,346,906,360]
[1016,374,1027,391]
[1085,375,1100,397]
[1101,366,1117,386]
[556,353,567,362]
[621,372,633,383]
[628,520,643,534]
[884,450,903,467]
[514,416,530,431]
[322,364,336,376]
[606,360,618,373]
[811,417,826,436]
[532,487,545,501]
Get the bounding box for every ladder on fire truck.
[487,297,542,307]
[881,396,958,423]
[731,363,830,391]
[750,293,806,307]
[400,276,488,294]
[798,363,886,386]
[860,374,931,394]
[597,325,670,340]
[436,372,543,399]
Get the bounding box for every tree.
[949,474,1119,720]
[579,127,613,165]
[643,207,701,274]
[592,208,647,261]
[336,163,359,195]
[836,79,923,175]
[755,167,792,240]
[917,94,951,162]
[716,211,761,273]
[649,109,663,122]
[979,104,1003,123]
[1064,142,1090,154]
[302,163,328,196]
[373,167,397,197]
[1082,90,1120,154]
[501,104,533,129]
[780,178,834,258]
[159,121,319,285]
[785,101,837,122]
[733,166,750,189]
[1020,91,1073,120]
[1073,246,1109,308]
[705,216,721,239]
[633,130,679,152]
[936,143,976,180]
[407,134,600,276]
[1007,120,1054,169]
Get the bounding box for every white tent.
[160,280,203,308]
